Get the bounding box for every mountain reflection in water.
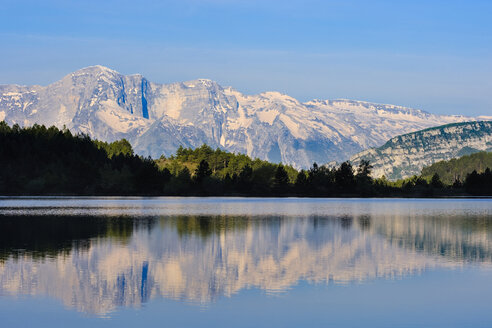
[0,202,491,316]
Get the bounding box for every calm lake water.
[0,197,491,327]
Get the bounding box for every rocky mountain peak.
[0,66,482,168]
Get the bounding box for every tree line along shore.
[0,122,491,196]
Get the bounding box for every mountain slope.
[421,151,492,184]
[0,65,474,168]
[350,121,492,180]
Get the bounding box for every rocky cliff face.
[0,65,474,168]
[350,121,492,180]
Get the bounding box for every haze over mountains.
[0,65,482,168]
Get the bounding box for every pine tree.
[295,170,309,194]
[430,173,444,189]
[194,160,212,183]
[273,164,289,193]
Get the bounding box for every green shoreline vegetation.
[0,122,491,196]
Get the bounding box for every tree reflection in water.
[0,212,491,315]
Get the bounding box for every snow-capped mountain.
[0,65,476,167]
[350,121,492,180]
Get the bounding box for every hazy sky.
[1,0,491,116]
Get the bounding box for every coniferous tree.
[194,160,212,183]
[295,170,309,195]
[356,159,373,195]
[237,164,253,193]
[430,173,444,189]
[335,162,355,193]
[273,164,290,194]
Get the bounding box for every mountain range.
[0,65,485,168]
[350,121,492,180]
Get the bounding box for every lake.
[0,197,491,327]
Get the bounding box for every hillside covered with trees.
[421,151,492,184]
[0,122,490,196]
[0,122,170,195]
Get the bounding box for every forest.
[0,122,490,196]
[421,151,492,184]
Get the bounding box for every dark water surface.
[0,197,491,327]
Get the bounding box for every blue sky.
[0,0,491,116]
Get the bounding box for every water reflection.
[0,211,491,316]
